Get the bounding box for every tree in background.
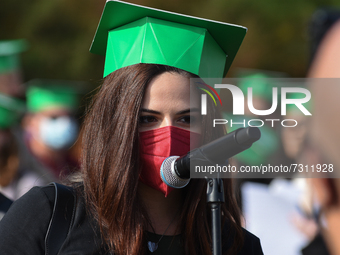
[1,0,340,85]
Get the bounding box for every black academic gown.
[0,184,263,255]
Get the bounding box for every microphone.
[160,127,261,188]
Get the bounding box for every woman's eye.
[178,115,194,125]
[139,115,158,124]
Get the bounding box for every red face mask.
[139,126,200,197]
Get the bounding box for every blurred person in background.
[281,93,325,255]
[292,8,340,255]
[229,69,285,169]
[306,10,340,255]
[0,93,46,204]
[0,39,27,99]
[281,93,310,162]
[22,79,81,180]
[227,72,281,169]
[226,71,289,212]
[0,193,12,221]
[230,71,313,255]
[0,40,52,203]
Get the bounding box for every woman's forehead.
[142,72,200,107]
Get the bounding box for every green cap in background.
[90,0,247,80]
[236,69,288,102]
[26,79,82,113]
[0,93,25,129]
[238,73,276,102]
[0,39,28,74]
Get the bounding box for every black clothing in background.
[0,192,13,220]
[301,233,330,255]
[0,184,263,255]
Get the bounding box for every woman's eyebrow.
[177,108,200,115]
[140,108,161,115]
[141,108,200,115]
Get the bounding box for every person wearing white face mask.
[39,114,78,150]
[21,79,81,180]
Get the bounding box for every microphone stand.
[164,127,261,254]
[206,177,224,255]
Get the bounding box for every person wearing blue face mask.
[22,79,81,180]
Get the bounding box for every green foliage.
[1,0,105,84]
[1,0,340,87]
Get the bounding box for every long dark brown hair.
[81,64,243,254]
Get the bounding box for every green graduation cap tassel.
[90,0,247,80]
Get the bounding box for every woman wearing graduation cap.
[0,1,263,254]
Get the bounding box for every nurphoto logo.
[199,82,312,128]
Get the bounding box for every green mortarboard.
[0,93,25,129]
[0,39,28,74]
[90,0,247,80]
[26,79,81,113]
